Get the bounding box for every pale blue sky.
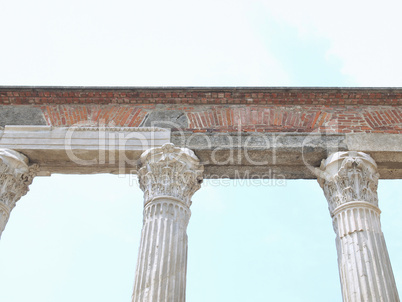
[1,177,402,301]
[0,0,402,301]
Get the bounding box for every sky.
[0,0,402,301]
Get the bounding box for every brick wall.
[1,87,402,105]
[1,87,402,133]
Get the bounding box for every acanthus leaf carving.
[318,151,379,215]
[0,149,39,236]
[318,153,400,302]
[138,143,203,207]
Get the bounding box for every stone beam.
[0,126,171,175]
[0,126,401,179]
[172,132,402,179]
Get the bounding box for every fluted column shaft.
[0,149,38,238]
[318,151,399,302]
[132,143,203,302]
[133,197,190,302]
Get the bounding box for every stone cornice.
[0,126,171,175]
[71,126,169,132]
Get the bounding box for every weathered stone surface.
[0,87,401,302]
[173,132,402,179]
[1,127,401,178]
[141,110,188,129]
[0,105,46,127]
[132,143,203,302]
[318,152,399,302]
[0,149,39,238]
[0,126,171,175]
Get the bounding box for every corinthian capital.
[0,149,39,235]
[138,143,203,207]
[317,151,379,215]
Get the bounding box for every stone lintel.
[0,126,401,179]
[172,132,402,179]
[0,126,171,175]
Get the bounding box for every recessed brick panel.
[1,87,402,133]
[41,105,148,127]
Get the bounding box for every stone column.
[318,151,399,302]
[132,143,203,302]
[0,149,39,238]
